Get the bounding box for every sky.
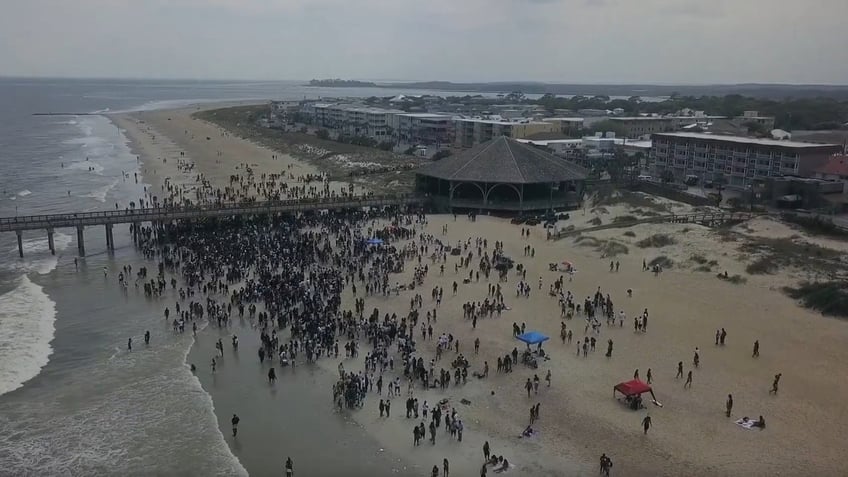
[1,0,847,84]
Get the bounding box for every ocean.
[0,78,468,476]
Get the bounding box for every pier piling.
[47,228,55,255]
[105,223,114,251]
[16,231,23,258]
[76,225,85,256]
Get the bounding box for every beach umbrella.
[516,331,550,346]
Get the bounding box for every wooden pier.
[2,195,422,257]
[552,211,760,240]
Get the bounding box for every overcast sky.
[1,0,847,84]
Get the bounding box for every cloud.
[0,0,846,83]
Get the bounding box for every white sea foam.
[0,275,56,396]
[66,160,105,175]
[17,190,31,197]
[82,179,119,203]
[4,232,73,275]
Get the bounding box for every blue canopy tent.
[365,238,384,245]
[516,331,549,346]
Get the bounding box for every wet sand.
[119,105,848,476]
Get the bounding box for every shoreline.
[112,102,848,477]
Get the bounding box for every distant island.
[308,79,377,88]
[307,79,848,100]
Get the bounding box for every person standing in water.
[127,338,132,351]
[144,331,150,345]
[231,414,240,437]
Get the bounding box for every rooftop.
[396,113,453,119]
[416,136,588,184]
[516,138,583,146]
[653,132,840,149]
[455,118,553,126]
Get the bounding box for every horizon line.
[2,75,848,88]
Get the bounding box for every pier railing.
[0,194,422,233]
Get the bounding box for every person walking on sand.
[600,453,613,477]
[726,394,733,417]
[642,414,652,435]
[525,378,533,397]
[684,370,693,389]
[693,348,700,368]
[770,373,782,394]
[545,369,551,387]
[646,368,652,384]
[231,414,240,437]
[752,340,759,358]
[676,361,683,379]
[483,441,490,461]
[443,458,450,477]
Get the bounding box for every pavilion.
[415,136,588,213]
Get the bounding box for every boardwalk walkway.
[551,211,760,240]
[2,194,421,256]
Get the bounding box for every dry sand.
[117,105,848,476]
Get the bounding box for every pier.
[3,195,422,257]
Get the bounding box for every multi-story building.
[389,113,454,146]
[454,119,558,147]
[740,111,776,131]
[650,132,842,188]
[542,118,584,137]
[306,103,403,140]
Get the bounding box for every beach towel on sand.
[736,418,756,430]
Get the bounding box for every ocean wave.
[82,179,120,203]
[17,190,31,197]
[0,275,56,396]
[4,232,73,275]
[66,160,105,175]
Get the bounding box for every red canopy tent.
[614,379,652,397]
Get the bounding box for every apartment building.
[740,110,776,131]
[454,119,558,147]
[308,103,404,139]
[650,132,842,188]
[389,113,454,146]
[543,118,584,137]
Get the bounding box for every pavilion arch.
[485,183,522,204]
[449,181,485,201]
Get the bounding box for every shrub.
[601,241,629,257]
[588,217,602,226]
[622,231,636,237]
[612,215,638,224]
[315,129,330,140]
[694,265,712,272]
[690,254,708,264]
[783,281,848,318]
[745,257,778,275]
[636,234,676,248]
[781,214,848,239]
[717,273,747,284]
[648,256,673,268]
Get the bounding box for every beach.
[113,104,848,477]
